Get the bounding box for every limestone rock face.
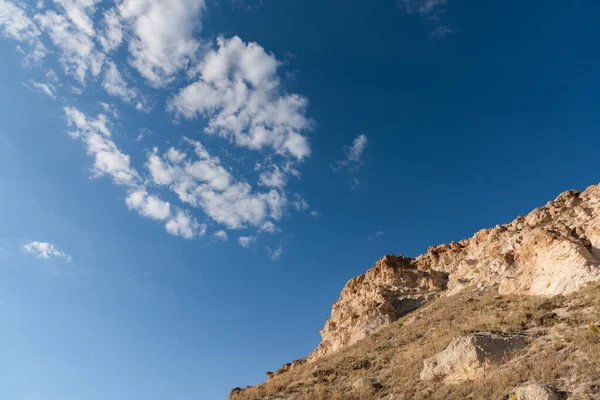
[311,184,600,359]
[418,186,600,296]
[420,333,527,383]
[308,255,448,360]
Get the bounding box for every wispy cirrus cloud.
[23,80,56,99]
[22,241,72,262]
[266,244,283,261]
[397,0,454,38]
[332,134,368,172]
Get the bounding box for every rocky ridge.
[230,183,600,399]
[310,184,600,361]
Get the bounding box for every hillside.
[229,184,600,400]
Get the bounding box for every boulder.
[512,383,560,400]
[352,377,379,390]
[420,333,527,383]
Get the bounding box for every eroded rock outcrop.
[311,184,600,359]
[420,333,527,383]
[308,255,448,360]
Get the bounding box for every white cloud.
[136,127,151,141]
[22,241,72,262]
[429,25,454,39]
[397,0,453,37]
[98,8,122,52]
[238,235,255,248]
[25,80,56,99]
[169,36,312,160]
[146,138,286,230]
[214,230,228,241]
[310,210,320,218]
[290,193,309,211]
[125,189,204,239]
[259,221,278,234]
[117,0,205,86]
[397,0,447,18]
[0,1,39,41]
[35,10,104,83]
[165,209,203,239]
[266,245,283,261]
[369,230,385,240]
[54,0,98,36]
[258,164,287,189]
[333,134,368,171]
[126,189,171,220]
[46,69,58,82]
[99,102,119,119]
[63,107,203,240]
[102,60,139,104]
[64,106,140,186]
[0,0,46,62]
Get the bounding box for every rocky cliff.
[230,183,600,399]
[310,184,600,361]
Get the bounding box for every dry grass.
[230,283,600,400]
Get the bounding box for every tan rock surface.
[419,333,527,383]
[513,383,560,400]
[311,184,600,359]
[308,255,448,360]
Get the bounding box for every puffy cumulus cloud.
[169,36,312,160]
[332,134,368,171]
[146,138,286,230]
[165,209,204,239]
[238,235,255,248]
[22,241,72,262]
[117,0,205,86]
[125,189,171,220]
[64,106,140,186]
[126,190,203,239]
[63,107,202,239]
[0,0,46,62]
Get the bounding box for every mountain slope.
[230,184,600,399]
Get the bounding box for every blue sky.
[1,0,600,399]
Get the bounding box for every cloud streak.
[22,241,72,262]
[333,134,368,172]
[63,107,203,239]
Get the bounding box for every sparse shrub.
[589,323,600,335]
